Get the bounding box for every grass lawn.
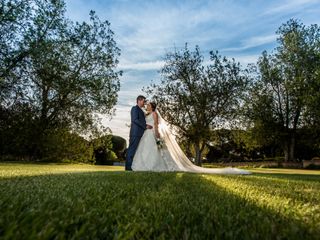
[0,163,319,239]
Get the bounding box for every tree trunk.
[283,132,296,162]
[289,132,295,161]
[194,144,202,166]
[284,140,289,162]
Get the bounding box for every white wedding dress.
[132,111,250,175]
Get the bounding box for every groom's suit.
[126,105,146,170]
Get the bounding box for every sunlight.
[0,164,123,179]
[201,174,320,229]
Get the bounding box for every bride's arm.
[153,111,160,138]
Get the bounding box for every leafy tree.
[0,0,31,81]
[10,2,120,131]
[145,44,248,166]
[0,0,121,160]
[246,19,320,161]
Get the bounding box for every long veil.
[156,110,250,175]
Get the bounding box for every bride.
[132,102,250,174]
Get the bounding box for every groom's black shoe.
[125,167,132,171]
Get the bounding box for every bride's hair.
[150,102,157,112]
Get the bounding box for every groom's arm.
[131,107,146,130]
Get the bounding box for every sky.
[64,0,320,142]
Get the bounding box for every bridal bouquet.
[156,138,164,149]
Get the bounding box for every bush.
[305,164,320,170]
[111,135,127,160]
[39,129,93,163]
[92,135,120,165]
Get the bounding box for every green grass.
[0,163,319,239]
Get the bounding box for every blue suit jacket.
[129,105,146,137]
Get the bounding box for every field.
[0,163,319,239]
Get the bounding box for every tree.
[12,4,120,130]
[246,19,320,161]
[145,44,248,166]
[0,0,32,80]
[0,0,121,160]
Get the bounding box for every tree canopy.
[0,0,121,161]
[245,19,320,161]
[145,44,248,165]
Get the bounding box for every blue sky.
[65,0,320,141]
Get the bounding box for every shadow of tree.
[0,171,318,239]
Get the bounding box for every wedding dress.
[132,111,250,174]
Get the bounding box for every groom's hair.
[136,95,146,103]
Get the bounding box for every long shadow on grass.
[0,171,318,239]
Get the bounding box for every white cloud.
[234,55,260,66]
[222,34,277,52]
[118,60,165,71]
[64,0,320,141]
[264,0,318,15]
[101,105,131,142]
[109,1,248,64]
[242,35,277,49]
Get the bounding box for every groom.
[126,95,153,171]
